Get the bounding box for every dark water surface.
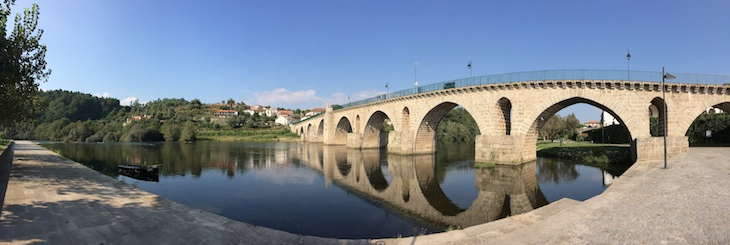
[41,141,629,239]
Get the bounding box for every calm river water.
[41,141,630,239]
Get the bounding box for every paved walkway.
[1,140,729,244]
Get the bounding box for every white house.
[214,109,238,117]
[275,115,294,126]
[264,108,278,117]
[584,120,600,128]
[600,111,619,126]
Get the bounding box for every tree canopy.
[0,1,51,126]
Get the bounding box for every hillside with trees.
[0,90,299,142]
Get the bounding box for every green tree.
[180,121,196,142]
[0,1,51,126]
[436,108,479,143]
[541,115,564,141]
[161,122,181,142]
[564,113,580,139]
[227,98,235,109]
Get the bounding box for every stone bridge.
[293,144,547,228]
[291,70,730,164]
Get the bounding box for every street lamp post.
[414,62,418,93]
[468,60,472,79]
[662,66,676,169]
[626,49,631,81]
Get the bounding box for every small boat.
[117,164,160,182]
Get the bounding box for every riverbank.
[536,140,631,164]
[196,128,299,142]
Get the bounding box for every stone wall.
[0,141,14,215]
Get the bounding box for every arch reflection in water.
[299,145,548,229]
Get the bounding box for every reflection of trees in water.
[536,158,579,184]
[433,143,475,183]
[45,142,299,179]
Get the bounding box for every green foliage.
[650,116,658,136]
[541,115,563,141]
[161,122,181,142]
[584,154,610,164]
[0,89,303,143]
[38,90,121,123]
[537,141,631,166]
[228,115,245,128]
[121,123,163,142]
[540,113,581,141]
[180,121,197,142]
[686,113,730,144]
[584,124,631,144]
[437,108,479,143]
[0,1,51,126]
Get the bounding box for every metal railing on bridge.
[338,69,730,110]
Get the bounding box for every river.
[40,141,630,239]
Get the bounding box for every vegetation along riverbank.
[536,140,632,169]
[0,90,303,143]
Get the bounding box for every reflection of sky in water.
[126,160,436,239]
[438,162,478,210]
[537,159,610,202]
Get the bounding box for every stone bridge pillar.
[632,136,689,162]
[346,133,363,149]
[387,130,417,155]
[475,134,527,165]
[322,107,335,145]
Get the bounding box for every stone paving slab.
[2,141,730,244]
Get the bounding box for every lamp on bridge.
[468,60,472,79]
[662,67,676,169]
[626,49,631,81]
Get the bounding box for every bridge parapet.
[330,69,730,112]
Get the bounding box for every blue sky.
[9,0,730,123]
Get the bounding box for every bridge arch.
[415,102,482,154]
[497,97,512,135]
[650,97,667,136]
[521,97,634,160]
[317,119,324,141]
[402,107,410,131]
[355,115,361,132]
[363,111,392,149]
[306,124,313,141]
[678,100,730,139]
[334,117,353,145]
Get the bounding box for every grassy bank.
[0,139,8,146]
[197,128,299,142]
[536,140,632,167]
